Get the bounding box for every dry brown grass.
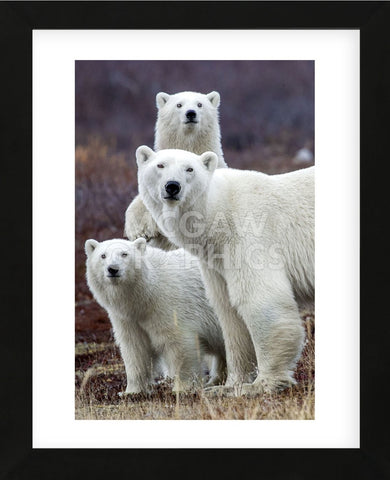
[75,312,314,420]
[75,388,315,421]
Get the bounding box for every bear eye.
[157,164,164,169]
[177,103,182,108]
[197,103,202,108]
[101,254,106,259]
[121,252,128,257]
[186,167,194,172]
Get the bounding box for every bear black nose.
[165,181,181,196]
[186,110,197,120]
[108,266,119,276]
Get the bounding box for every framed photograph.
[34,27,355,445]
[3,1,387,477]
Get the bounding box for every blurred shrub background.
[75,60,314,341]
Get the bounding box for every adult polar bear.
[85,238,226,394]
[125,91,227,249]
[136,146,314,397]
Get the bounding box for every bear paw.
[118,391,143,398]
[248,374,297,395]
[203,383,263,398]
[125,196,161,241]
[203,385,236,397]
[236,383,265,397]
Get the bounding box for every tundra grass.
[75,312,314,420]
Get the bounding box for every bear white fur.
[154,90,225,162]
[136,146,314,397]
[85,237,226,394]
[125,91,227,250]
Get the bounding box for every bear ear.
[133,237,147,253]
[156,92,170,109]
[206,91,220,108]
[200,151,218,173]
[85,239,99,257]
[136,145,155,168]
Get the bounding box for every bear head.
[85,238,147,284]
[155,90,220,134]
[136,146,218,207]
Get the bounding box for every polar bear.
[136,146,314,397]
[85,237,226,394]
[125,91,227,250]
[154,91,225,161]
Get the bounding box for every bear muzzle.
[107,265,120,277]
[164,181,181,200]
[184,110,198,124]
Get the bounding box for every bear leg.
[235,273,305,396]
[200,265,257,387]
[112,317,155,395]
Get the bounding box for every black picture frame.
[2,1,388,478]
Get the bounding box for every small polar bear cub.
[85,237,226,394]
[125,90,226,250]
[136,146,314,397]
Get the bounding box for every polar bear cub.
[125,91,226,250]
[136,146,314,397]
[85,237,226,394]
